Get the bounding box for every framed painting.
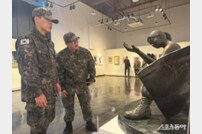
[108,56,113,64]
[114,56,120,65]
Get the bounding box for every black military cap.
[32,7,59,24]
[63,32,80,43]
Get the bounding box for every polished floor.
[12,76,143,134]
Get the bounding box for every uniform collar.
[66,47,80,54]
[32,27,49,41]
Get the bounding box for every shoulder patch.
[20,39,30,45]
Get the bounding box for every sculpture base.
[118,100,189,134]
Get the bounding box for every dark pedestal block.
[118,100,189,134]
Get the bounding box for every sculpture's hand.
[123,42,131,51]
[123,42,139,53]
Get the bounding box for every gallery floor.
[12,76,143,134]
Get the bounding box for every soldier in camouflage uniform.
[56,32,97,134]
[15,7,61,134]
[133,57,141,77]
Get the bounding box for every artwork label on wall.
[114,56,120,65]
[108,56,113,64]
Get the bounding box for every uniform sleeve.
[15,37,43,98]
[50,41,60,84]
[56,53,66,90]
[87,51,96,82]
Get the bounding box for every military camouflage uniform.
[15,27,59,134]
[134,60,141,75]
[124,58,130,76]
[56,46,95,122]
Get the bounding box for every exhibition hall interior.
[12,0,190,134]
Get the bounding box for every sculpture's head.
[147,30,167,48]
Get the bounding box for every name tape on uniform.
[20,39,30,45]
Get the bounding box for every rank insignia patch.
[20,39,30,45]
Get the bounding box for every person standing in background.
[124,56,131,77]
[134,57,141,77]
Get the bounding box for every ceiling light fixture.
[132,0,139,2]
[100,19,103,24]
[72,4,75,9]
[90,10,96,15]
[147,11,154,19]
[114,21,120,26]
[128,18,144,28]
[155,6,160,12]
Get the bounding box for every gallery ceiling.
[21,0,190,33]
[79,0,189,18]
[79,0,190,33]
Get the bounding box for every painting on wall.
[114,56,120,65]
[123,57,126,63]
[93,55,103,66]
[93,55,98,66]
[108,56,113,64]
[134,56,140,62]
[98,56,103,66]
[12,51,18,68]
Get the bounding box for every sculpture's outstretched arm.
[123,42,155,64]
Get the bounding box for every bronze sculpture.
[123,30,187,119]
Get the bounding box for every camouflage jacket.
[15,27,59,103]
[134,60,141,69]
[56,47,96,91]
[124,59,130,68]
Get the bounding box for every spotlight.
[90,10,96,15]
[114,21,120,26]
[147,11,154,19]
[101,19,103,24]
[72,4,75,9]
[163,13,167,20]
[50,2,53,8]
[159,8,163,12]
[106,19,109,23]
[155,6,159,12]
[107,27,112,31]
[70,5,72,10]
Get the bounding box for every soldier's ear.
[34,16,41,24]
[65,42,69,47]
